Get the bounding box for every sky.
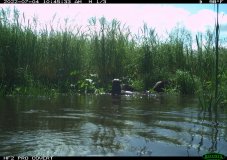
[0,4,227,47]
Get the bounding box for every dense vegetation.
[0,7,227,110]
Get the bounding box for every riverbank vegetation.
[0,7,226,110]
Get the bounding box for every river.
[0,94,226,156]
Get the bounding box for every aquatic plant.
[196,4,223,112]
[175,70,197,95]
[0,5,226,110]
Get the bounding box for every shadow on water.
[0,94,226,156]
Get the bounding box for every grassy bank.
[0,7,227,109]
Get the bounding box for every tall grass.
[88,17,132,87]
[196,4,223,112]
[0,5,227,112]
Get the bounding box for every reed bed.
[0,7,226,110]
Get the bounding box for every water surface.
[0,94,226,156]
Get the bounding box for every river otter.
[112,79,121,96]
[153,80,170,92]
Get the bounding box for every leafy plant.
[175,70,197,95]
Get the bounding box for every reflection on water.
[0,94,226,156]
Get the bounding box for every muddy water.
[0,94,226,156]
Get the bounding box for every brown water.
[0,94,226,156]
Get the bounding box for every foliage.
[175,70,197,95]
[0,6,226,113]
[196,80,222,112]
[131,79,144,91]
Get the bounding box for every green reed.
[0,5,226,107]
